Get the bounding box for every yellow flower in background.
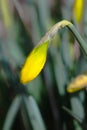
[73,0,83,23]
[67,74,87,93]
[20,40,49,84]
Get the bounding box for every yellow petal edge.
[20,40,49,84]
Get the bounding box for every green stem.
[39,20,87,56]
[67,23,87,56]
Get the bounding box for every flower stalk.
[20,20,87,84]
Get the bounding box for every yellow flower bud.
[20,40,49,84]
[67,74,87,93]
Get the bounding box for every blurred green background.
[0,0,87,130]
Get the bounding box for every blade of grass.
[62,106,82,124]
[2,95,22,130]
[50,48,68,95]
[23,95,47,130]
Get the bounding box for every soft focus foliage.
[0,0,87,130]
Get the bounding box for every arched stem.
[39,20,87,56]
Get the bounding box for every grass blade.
[23,95,47,130]
[3,95,22,130]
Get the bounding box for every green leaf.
[62,106,82,124]
[23,96,46,130]
[3,95,22,130]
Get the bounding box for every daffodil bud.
[20,40,49,84]
[67,74,87,92]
